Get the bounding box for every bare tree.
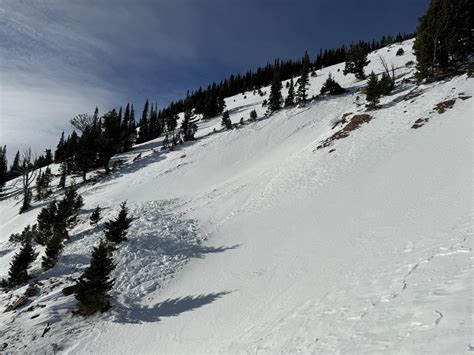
[18,148,37,214]
[70,113,96,133]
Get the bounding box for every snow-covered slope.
[0,39,473,353]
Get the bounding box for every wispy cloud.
[0,0,199,160]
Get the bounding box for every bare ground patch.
[317,114,373,150]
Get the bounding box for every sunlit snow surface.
[0,39,473,353]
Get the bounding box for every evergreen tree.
[343,44,370,80]
[365,72,382,110]
[57,184,84,229]
[54,132,66,162]
[129,104,137,145]
[320,73,345,95]
[0,145,7,189]
[122,103,132,151]
[268,71,283,113]
[296,51,310,104]
[35,170,44,201]
[44,149,53,165]
[182,109,197,141]
[75,239,115,315]
[249,109,258,121]
[98,110,122,174]
[10,150,20,178]
[162,134,171,150]
[221,110,233,130]
[217,92,226,113]
[59,162,67,189]
[90,206,102,226]
[413,0,471,81]
[149,105,159,140]
[7,238,36,287]
[9,224,38,244]
[104,202,133,244]
[36,200,59,245]
[137,99,149,143]
[41,226,67,270]
[284,78,295,107]
[19,188,33,214]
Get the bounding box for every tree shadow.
[103,149,167,182]
[39,253,90,279]
[0,248,14,257]
[112,291,231,324]
[132,228,241,260]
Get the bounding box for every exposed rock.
[24,284,39,297]
[411,118,430,129]
[4,296,28,312]
[317,114,373,150]
[434,99,456,113]
[62,285,76,296]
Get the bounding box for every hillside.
[0,39,472,353]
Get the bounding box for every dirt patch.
[317,114,373,150]
[459,95,472,101]
[434,99,456,114]
[411,117,430,129]
[331,112,352,129]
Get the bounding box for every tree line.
[0,31,416,191]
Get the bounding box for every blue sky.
[0,0,429,160]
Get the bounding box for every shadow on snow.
[111,291,231,324]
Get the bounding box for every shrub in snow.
[320,73,345,95]
[249,109,258,121]
[90,206,102,226]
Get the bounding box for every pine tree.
[75,239,115,315]
[90,206,102,226]
[365,72,382,110]
[121,103,132,151]
[343,44,370,80]
[268,71,283,113]
[41,226,67,270]
[296,51,310,104]
[320,73,345,95]
[44,149,53,165]
[19,187,33,214]
[57,184,84,229]
[149,105,159,140]
[181,106,197,141]
[7,238,37,287]
[9,224,38,244]
[137,99,150,143]
[284,78,295,107]
[217,94,226,113]
[35,170,44,201]
[36,200,59,245]
[221,110,233,130]
[104,202,133,244]
[59,162,67,188]
[54,133,66,162]
[35,168,52,201]
[9,150,20,178]
[249,109,258,121]
[0,145,8,189]
[98,110,122,174]
[129,104,137,145]
[162,133,171,150]
[413,0,471,81]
